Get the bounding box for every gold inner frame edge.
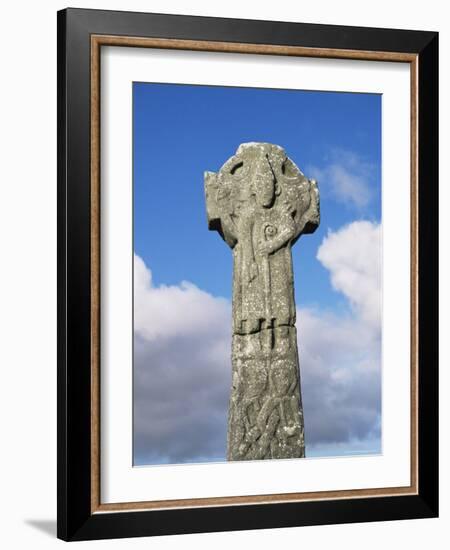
[90,35,419,514]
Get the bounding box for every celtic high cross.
[205,142,320,460]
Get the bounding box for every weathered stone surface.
[205,142,320,460]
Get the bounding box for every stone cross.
[205,142,320,460]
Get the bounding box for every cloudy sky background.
[133,82,381,465]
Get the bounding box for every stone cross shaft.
[205,143,320,460]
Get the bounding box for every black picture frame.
[57,7,438,542]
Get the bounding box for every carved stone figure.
[205,142,319,460]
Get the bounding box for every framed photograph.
[57,8,438,541]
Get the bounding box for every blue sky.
[133,82,382,466]
[133,83,381,312]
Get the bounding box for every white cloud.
[133,254,231,464]
[134,219,382,463]
[309,149,376,209]
[134,254,230,342]
[300,220,381,452]
[317,220,381,329]
[299,306,380,448]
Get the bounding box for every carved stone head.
[204,142,320,245]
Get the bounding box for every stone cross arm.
[204,170,238,248]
